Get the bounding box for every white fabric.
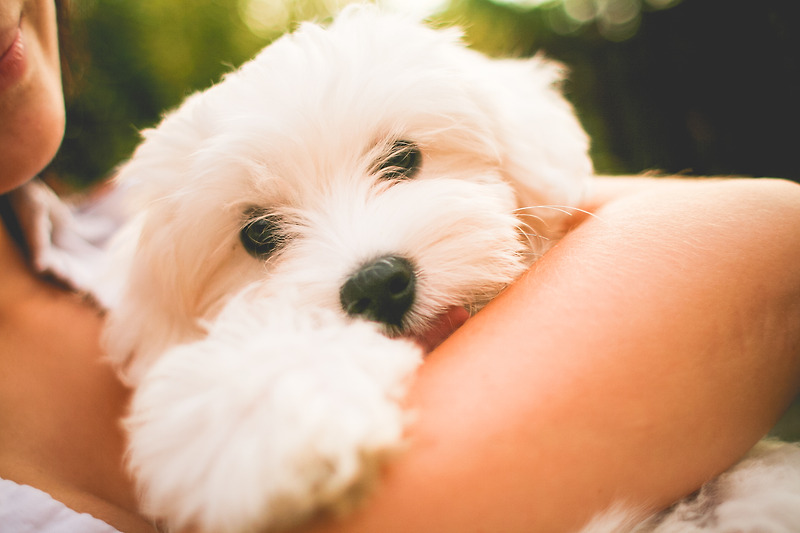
[0,478,120,533]
[7,179,126,307]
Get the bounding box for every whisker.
[514,204,605,223]
[515,212,549,228]
[514,217,552,256]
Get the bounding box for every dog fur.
[103,5,800,532]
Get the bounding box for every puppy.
[105,5,589,531]
[103,5,800,533]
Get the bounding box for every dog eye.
[240,213,283,258]
[377,140,421,180]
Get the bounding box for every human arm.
[301,176,800,532]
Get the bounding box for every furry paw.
[124,297,422,533]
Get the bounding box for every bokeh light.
[491,0,558,8]
[238,0,352,38]
[377,0,449,18]
[239,0,449,38]
[491,0,683,41]
[55,0,800,191]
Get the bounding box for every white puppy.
[103,5,800,533]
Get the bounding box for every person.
[1,1,799,532]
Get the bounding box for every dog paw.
[124,298,422,533]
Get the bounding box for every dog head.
[105,6,593,383]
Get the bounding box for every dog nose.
[340,255,416,327]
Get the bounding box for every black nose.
[339,255,416,327]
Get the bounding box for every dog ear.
[103,211,210,385]
[104,88,242,383]
[106,156,256,384]
[103,23,316,383]
[465,51,593,220]
[111,91,211,209]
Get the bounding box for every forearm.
[307,177,800,532]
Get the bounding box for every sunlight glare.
[377,0,448,18]
[238,0,290,37]
[493,0,561,7]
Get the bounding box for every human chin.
[0,2,63,193]
[0,70,64,193]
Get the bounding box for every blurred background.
[50,0,798,438]
[51,0,800,189]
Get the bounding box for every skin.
[2,2,800,532]
[0,1,154,530]
[0,222,156,533]
[303,176,800,532]
[0,0,64,192]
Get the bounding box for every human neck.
[0,217,44,310]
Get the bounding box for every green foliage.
[50,0,625,187]
[53,0,297,186]
[49,0,800,188]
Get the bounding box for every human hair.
[54,0,75,95]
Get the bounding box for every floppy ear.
[103,91,227,385]
[103,208,212,386]
[102,23,323,384]
[111,91,211,209]
[465,51,593,215]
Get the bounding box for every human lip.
[0,21,25,90]
[0,11,21,57]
